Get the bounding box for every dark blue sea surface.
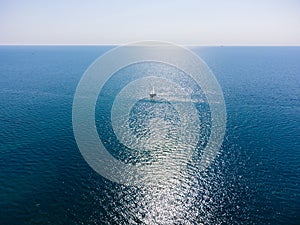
[0,46,299,224]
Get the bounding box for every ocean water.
[0,46,299,225]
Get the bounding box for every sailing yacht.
[150,87,156,98]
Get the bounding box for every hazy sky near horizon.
[1,0,299,45]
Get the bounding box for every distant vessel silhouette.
[149,87,156,98]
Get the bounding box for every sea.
[0,46,299,225]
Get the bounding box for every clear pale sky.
[0,0,299,45]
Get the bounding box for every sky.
[0,0,299,45]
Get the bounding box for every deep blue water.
[0,46,299,224]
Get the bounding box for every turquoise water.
[0,46,299,224]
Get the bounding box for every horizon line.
[1,44,300,47]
